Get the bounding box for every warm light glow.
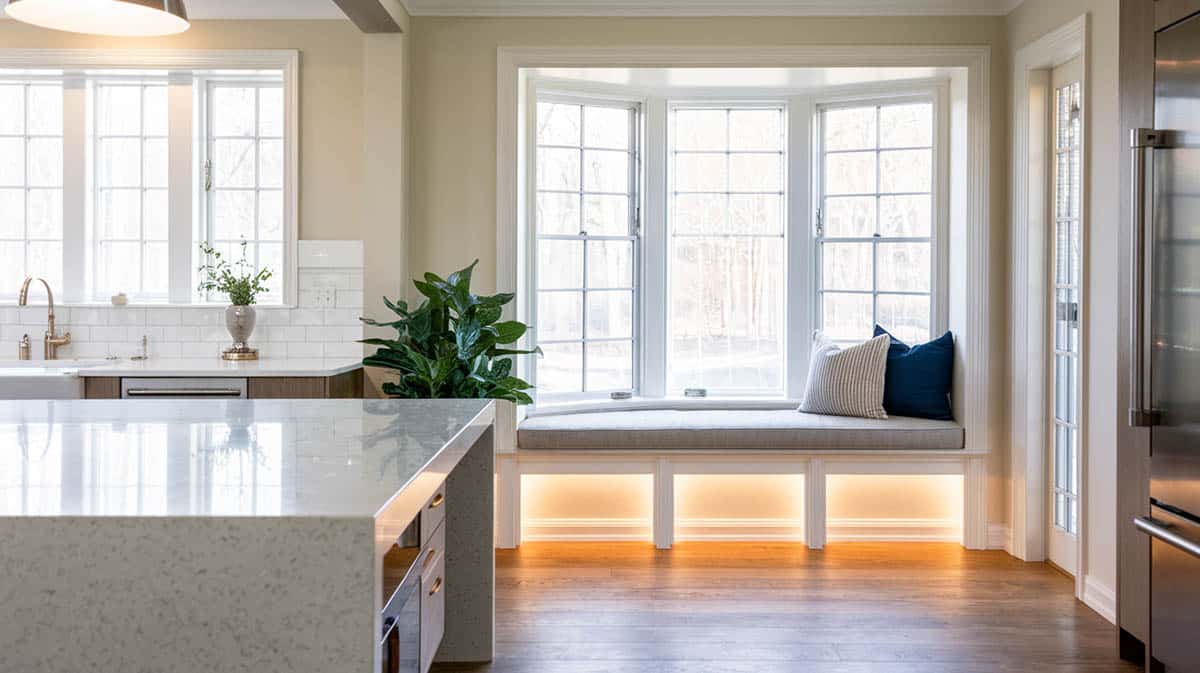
[4,0,189,37]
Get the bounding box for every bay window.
[0,51,296,305]
[528,83,944,408]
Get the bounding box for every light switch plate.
[314,287,337,307]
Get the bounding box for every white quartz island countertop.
[0,398,497,673]
[73,356,364,377]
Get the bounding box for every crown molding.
[405,0,1016,17]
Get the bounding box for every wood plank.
[431,542,1138,673]
[246,377,325,399]
[327,368,364,398]
[83,377,120,399]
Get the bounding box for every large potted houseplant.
[359,260,538,404]
[198,241,273,361]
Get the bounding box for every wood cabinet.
[83,368,364,399]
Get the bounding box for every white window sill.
[526,396,801,418]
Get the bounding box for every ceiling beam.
[331,0,410,33]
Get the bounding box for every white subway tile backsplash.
[0,241,364,363]
[323,342,363,358]
[298,240,363,269]
[109,308,146,326]
[285,342,323,358]
[180,342,220,358]
[146,309,181,326]
[71,308,110,325]
[289,309,324,326]
[299,271,351,290]
[90,326,129,342]
[335,290,363,309]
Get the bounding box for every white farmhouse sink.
[0,360,108,400]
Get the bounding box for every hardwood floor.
[433,542,1140,673]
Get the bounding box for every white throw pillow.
[799,332,890,419]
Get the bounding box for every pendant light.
[3,0,189,37]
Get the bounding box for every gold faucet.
[18,277,71,360]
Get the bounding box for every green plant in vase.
[198,240,274,360]
[360,260,539,404]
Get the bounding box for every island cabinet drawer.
[420,521,446,673]
[419,481,446,547]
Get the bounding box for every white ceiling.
[402,0,1025,17]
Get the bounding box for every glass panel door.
[1048,58,1082,576]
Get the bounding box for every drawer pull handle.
[429,493,445,509]
[422,548,437,570]
[428,577,443,596]
[125,388,243,397]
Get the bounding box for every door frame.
[1009,14,1089,602]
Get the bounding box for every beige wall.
[1007,0,1121,609]
[408,14,1012,525]
[0,19,410,394]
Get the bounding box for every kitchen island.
[0,398,495,673]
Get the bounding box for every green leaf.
[476,304,502,326]
[446,259,478,292]
[478,292,515,307]
[489,321,527,344]
[456,319,481,359]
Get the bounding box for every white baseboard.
[677,517,804,541]
[827,517,960,542]
[987,523,1012,551]
[522,517,650,541]
[1082,575,1117,624]
[522,516,960,543]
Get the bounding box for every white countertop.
[0,398,494,518]
[73,357,363,378]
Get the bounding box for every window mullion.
[640,97,668,399]
[166,73,193,304]
[61,75,87,303]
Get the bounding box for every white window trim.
[0,49,299,307]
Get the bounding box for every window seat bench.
[517,410,965,451]
[496,408,988,551]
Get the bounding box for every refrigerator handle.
[1134,516,1200,560]
[1129,128,1169,428]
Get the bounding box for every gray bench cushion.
[518,410,964,451]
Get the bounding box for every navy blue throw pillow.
[873,325,954,420]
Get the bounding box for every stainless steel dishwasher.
[120,378,248,399]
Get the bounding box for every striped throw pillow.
[799,332,890,419]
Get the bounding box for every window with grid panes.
[94,82,169,300]
[0,61,292,306]
[205,82,286,301]
[534,99,639,400]
[0,81,64,297]
[818,101,935,346]
[668,106,786,395]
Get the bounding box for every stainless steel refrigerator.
[1131,8,1200,672]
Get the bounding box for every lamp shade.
[3,0,189,36]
